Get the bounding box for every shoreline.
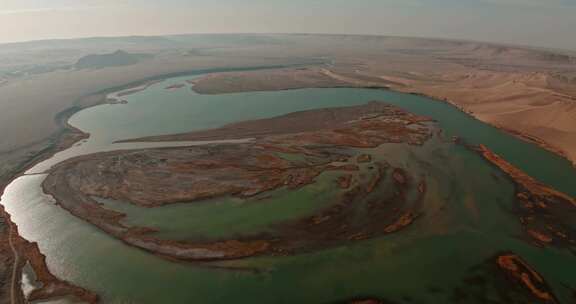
[496,125,574,167]
[473,144,575,249]
[0,206,99,303]
[401,90,576,168]
[190,68,576,167]
[40,102,432,262]
[8,208,99,303]
[0,67,574,302]
[0,117,94,302]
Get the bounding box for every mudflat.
[43,102,433,260]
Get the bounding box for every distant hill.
[75,50,153,69]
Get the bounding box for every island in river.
[44,102,432,260]
[0,34,575,303]
[37,98,576,303]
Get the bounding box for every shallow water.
[2,73,575,303]
[96,171,343,240]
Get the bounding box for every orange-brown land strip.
[0,207,98,303]
[497,253,559,303]
[43,102,433,261]
[190,42,576,166]
[476,145,576,249]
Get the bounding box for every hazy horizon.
[1,0,576,50]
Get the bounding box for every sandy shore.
[189,41,576,166]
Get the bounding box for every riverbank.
[0,65,343,302]
[474,145,575,249]
[189,66,576,167]
[0,81,113,303]
[0,116,95,303]
[1,66,574,303]
[0,205,98,303]
[0,206,23,304]
[0,117,92,303]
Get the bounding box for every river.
[2,73,575,303]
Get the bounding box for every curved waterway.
[2,72,575,303]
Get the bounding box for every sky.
[1,0,576,49]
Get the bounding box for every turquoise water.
[96,172,343,240]
[1,73,575,303]
[71,76,576,196]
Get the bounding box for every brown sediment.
[18,240,99,303]
[329,69,576,167]
[44,145,330,208]
[327,164,360,172]
[418,179,427,194]
[0,207,98,303]
[392,168,408,186]
[191,60,576,167]
[118,101,434,144]
[476,145,575,206]
[56,102,432,208]
[365,162,387,193]
[336,174,353,189]
[356,154,372,163]
[43,102,434,261]
[44,157,424,261]
[476,145,576,249]
[456,251,565,303]
[286,169,423,247]
[527,230,553,244]
[164,83,186,90]
[0,206,24,304]
[54,125,89,152]
[0,114,94,303]
[383,212,417,233]
[496,253,559,303]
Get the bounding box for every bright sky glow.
[1,0,575,49]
